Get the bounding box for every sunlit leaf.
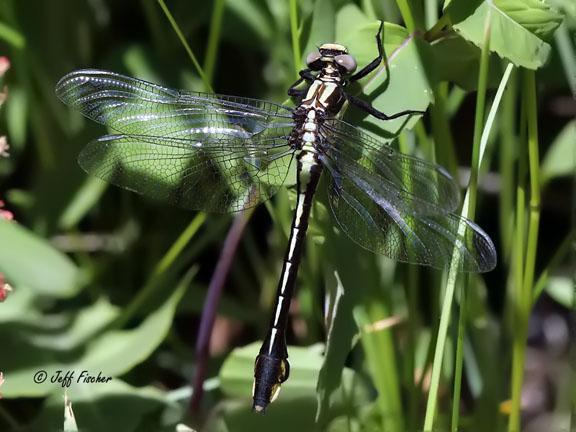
[0,219,81,297]
[1,277,187,397]
[449,0,564,69]
[541,120,576,184]
[30,380,180,432]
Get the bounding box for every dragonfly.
[56,22,496,413]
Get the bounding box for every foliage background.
[0,0,574,431]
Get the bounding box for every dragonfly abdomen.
[252,109,324,411]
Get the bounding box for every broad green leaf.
[502,0,564,40]
[29,380,180,432]
[430,35,501,90]
[545,275,573,307]
[225,0,274,43]
[29,299,119,350]
[204,398,318,432]
[5,85,28,150]
[541,120,576,184]
[355,32,432,137]
[334,12,433,138]
[336,8,408,68]
[58,176,108,230]
[449,0,564,69]
[218,342,367,430]
[0,286,40,325]
[301,0,336,66]
[326,416,362,432]
[315,266,358,423]
[0,219,81,297]
[0,21,25,49]
[123,45,163,83]
[2,278,187,397]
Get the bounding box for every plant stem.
[190,207,254,412]
[203,0,225,86]
[533,230,575,302]
[431,82,458,175]
[508,69,540,432]
[451,275,466,431]
[395,0,417,33]
[157,0,213,92]
[423,11,492,431]
[426,14,450,41]
[356,300,404,432]
[499,70,517,263]
[289,0,301,77]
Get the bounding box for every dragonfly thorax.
[300,77,345,115]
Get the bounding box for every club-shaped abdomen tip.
[252,402,267,414]
[252,386,273,414]
[252,353,290,413]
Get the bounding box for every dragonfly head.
[306,44,357,74]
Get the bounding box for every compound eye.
[306,50,323,70]
[334,54,357,73]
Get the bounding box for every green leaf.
[450,0,564,69]
[2,278,187,397]
[5,85,28,150]
[355,34,433,137]
[30,299,120,350]
[58,176,108,230]
[315,264,359,423]
[0,21,25,49]
[218,342,367,430]
[333,11,433,138]
[30,380,180,432]
[204,397,318,432]
[225,0,274,44]
[0,219,81,297]
[541,120,576,184]
[501,0,564,40]
[301,0,336,66]
[430,35,501,90]
[336,8,407,69]
[545,275,573,308]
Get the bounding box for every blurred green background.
[0,0,574,431]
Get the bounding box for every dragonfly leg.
[345,92,425,120]
[349,21,384,82]
[287,85,307,98]
[288,69,315,89]
[288,69,315,99]
[298,69,316,81]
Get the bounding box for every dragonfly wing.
[321,153,496,272]
[80,134,294,213]
[55,69,295,138]
[321,119,461,213]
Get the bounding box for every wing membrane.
[55,69,294,138]
[80,134,294,213]
[321,119,461,213]
[322,152,496,272]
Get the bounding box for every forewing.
[55,69,294,138]
[322,153,496,273]
[80,134,294,213]
[321,119,461,213]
